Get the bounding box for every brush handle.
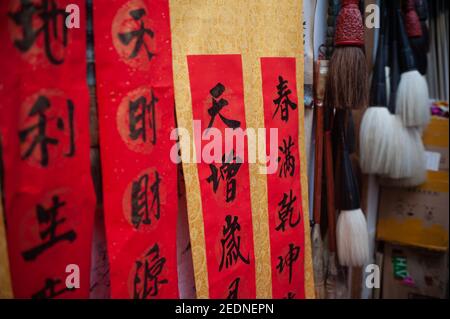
[313,104,324,224]
[337,110,361,211]
[370,2,388,108]
[325,0,341,59]
[313,61,329,224]
[325,130,337,252]
[414,0,429,21]
[397,7,417,72]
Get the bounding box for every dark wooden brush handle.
[325,130,337,252]
[313,104,324,225]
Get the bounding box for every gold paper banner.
[170,0,314,299]
[0,181,13,298]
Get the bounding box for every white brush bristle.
[396,70,430,128]
[336,209,369,267]
[385,116,414,179]
[405,128,427,184]
[380,128,427,187]
[360,107,396,175]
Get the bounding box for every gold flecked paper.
[0,185,13,298]
[170,0,314,299]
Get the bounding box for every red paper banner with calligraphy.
[261,57,306,299]
[0,0,95,298]
[93,0,179,298]
[187,54,257,299]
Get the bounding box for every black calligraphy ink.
[133,243,168,299]
[226,277,240,299]
[273,76,297,122]
[8,0,69,64]
[275,190,300,232]
[278,136,295,178]
[276,243,300,284]
[207,83,241,130]
[22,196,77,261]
[64,99,75,157]
[131,171,161,229]
[32,278,75,299]
[19,96,57,167]
[19,95,76,167]
[128,90,158,145]
[207,150,242,203]
[219,215,249,271]
[284,292,296,299]
[118,8,154,60]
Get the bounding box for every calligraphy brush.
[325,0,368,111]
[395,4,430,128]
[323,106,338,298]
[378,0,415,180]
[312,60,328,299]
[360,0,392,175]
[336,112,369,267]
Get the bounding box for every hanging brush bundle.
[326,0,368,111]
[395,3,430,128]
[360,1,397,175]
[375,3,426,186]
[336,111,369,267]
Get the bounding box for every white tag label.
[425,151,441,171]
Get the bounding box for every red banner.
[0,0,95,298]
[93,0,179,298]
[187,54,256,299]
[261,57,306,299]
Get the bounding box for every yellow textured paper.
[170,0,314,299]
[0,185,13,298]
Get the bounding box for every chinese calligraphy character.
[19,95,75,167]
[131,171,161,229]
[32,278,74,299]
[128,90,158,145]
[227,277,240,299]
[133,243,168,299]
[22,196,77,261]
[284,292,296,299]
[207,151,242,203]
[219,215,249,271]
[275,190,300,232]
[9,0,69,64]
[276,243,300,284]
[207,83,241,130]
[278,136,295,178]
[273,76,297,122]
[118,8,154,60]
